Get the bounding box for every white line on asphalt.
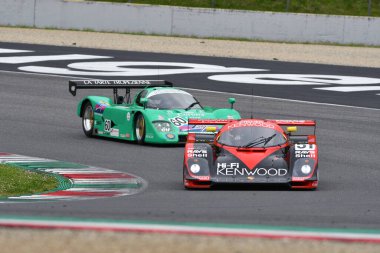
[0,54,111,64]
[315,86,380,92]
[0,49,34,54]
[181,87,380,111]
[0,69,378,111]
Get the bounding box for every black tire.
[135,114,146,144]
[82,101,94,137]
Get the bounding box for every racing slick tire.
[82,101,94,137]
[135,114,146,144]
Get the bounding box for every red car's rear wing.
[267,120,317,143]
[266,120,316,126]
[188,119,235,125]
[186,119,236,141]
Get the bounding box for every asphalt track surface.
[1,43,380,229]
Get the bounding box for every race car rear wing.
[266,119,317,143]
[68,80,173,96]
[265,120,316,127]
[187,119,236,134]
[185,119,236,142]
[187,119,234,126]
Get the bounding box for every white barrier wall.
[1,0,380,46]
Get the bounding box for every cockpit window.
[218,126,286,147]
[136,90,148,106]
[146,90,202,110]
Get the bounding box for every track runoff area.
[0,43,380,248]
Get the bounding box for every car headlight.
[190,164,201,174]
[301,164,312,174]
[153,121,172,132]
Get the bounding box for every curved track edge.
[0,153,147,202]
[0,215,380,244]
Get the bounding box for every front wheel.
[82,101,94,137]
[135,114,146,144]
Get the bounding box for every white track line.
[181,87,380,111]
[1,69,379,111]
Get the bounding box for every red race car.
[183,118,318,190]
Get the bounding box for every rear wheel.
[82,101,94,137]
[135,114,146,144]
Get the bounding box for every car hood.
[212,146,291,182]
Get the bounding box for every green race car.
[69,80,240,144]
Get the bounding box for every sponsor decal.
[181,124,222,133]
[216,163,287,177]
[158,115,165,120]
[193,175,210,180]
[110,128,119,137]
[126,133,130,138]
[95,100,110,114]
[295,151,316,158]
[104,119,112,132]
[274,120,306,124]
[166,133,175,139]
[120,134,126,138]
[228,120,275,129]
[170,117,187,127]
[295,144,316,158]
[182,112,205,118]
[98,131,104,135]
[126,112,131,121]
[145,134,154,139]
[83,80,151,85]
[187,148,207,158]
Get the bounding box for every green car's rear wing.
[69,80,173,96]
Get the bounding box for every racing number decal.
[170,117,187,127]
[104,119,112,132]
[295,144,315,150]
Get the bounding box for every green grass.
[90,0,380,17]
[0,164,59,197]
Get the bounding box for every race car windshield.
[146,93,202,110]
[218,126,286,147]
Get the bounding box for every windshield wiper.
[263,134,277,147]
[185,101,201,111]
[240,134,277,148]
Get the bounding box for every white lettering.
[315,86,380,92]
[295,144,315,151]
[216,163,288,177]
[295,150,316,158]
[187,148,208,158]
[19,62,263,76]
[208,74,380,86]
[228,120,275,129]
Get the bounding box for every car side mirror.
[228,98,236,109]
[140,98,148,109]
